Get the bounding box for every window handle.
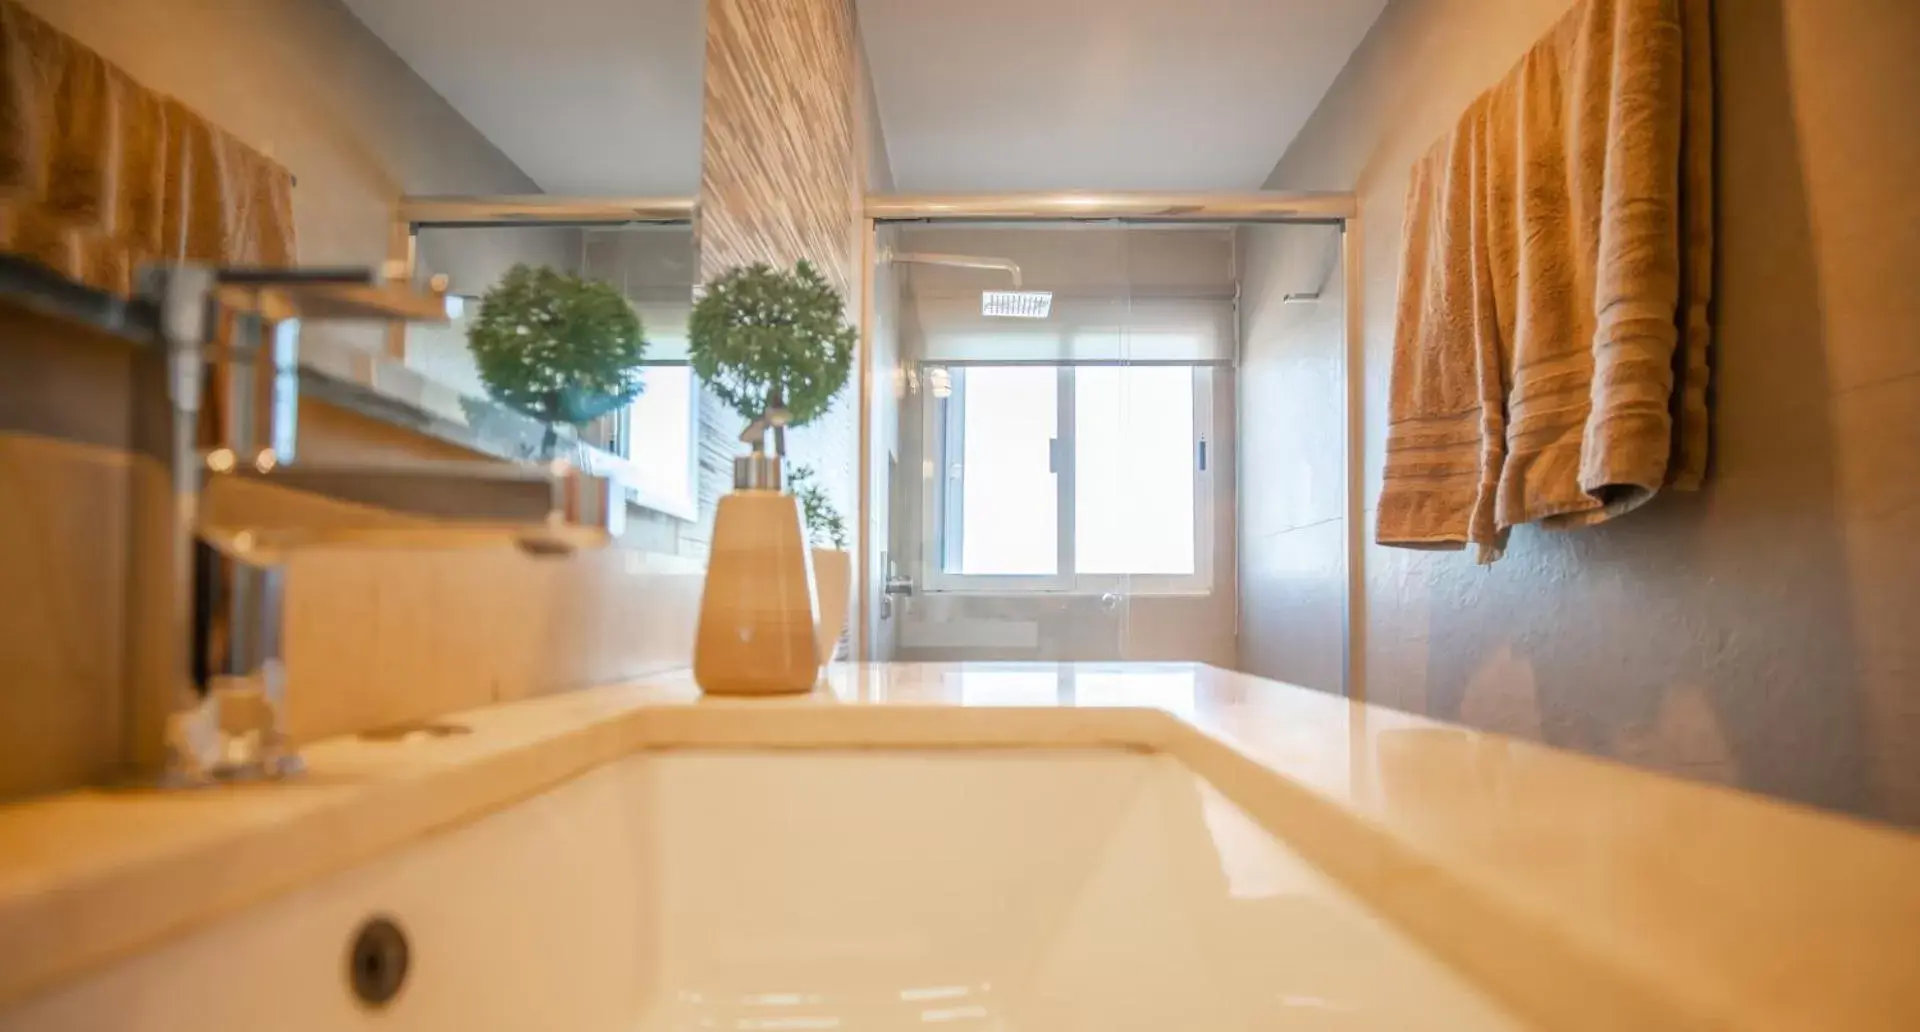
[1197,437,1208,472]
[1049,437,1061,474]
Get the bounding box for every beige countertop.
[1,662,1917,1029]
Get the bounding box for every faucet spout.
[198,459,624,563]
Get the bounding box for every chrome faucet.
[128,265,623,787]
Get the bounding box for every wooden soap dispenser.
[693,409,820,695]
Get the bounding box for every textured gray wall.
[1246,0,1920,824]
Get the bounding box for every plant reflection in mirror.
[467,263,648,458]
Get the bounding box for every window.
[609,364,699,520]
[1073,365,1196,576]
[951,366,1059,575]
[929,364,1212,594]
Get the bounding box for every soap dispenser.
[693,411,821,695]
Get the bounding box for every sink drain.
[347,915,410,1008]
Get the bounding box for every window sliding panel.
[1073,365,1197,576]
[953,366,1060,576]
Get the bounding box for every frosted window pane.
[958,367,1058,575]
[624,365,695,514]
[1074,366,1196,575]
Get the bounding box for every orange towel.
[1378,0,1712,561]
[0,0,295,296]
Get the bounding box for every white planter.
[810,547,852,677]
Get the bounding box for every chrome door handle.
[1100,591,1122,614]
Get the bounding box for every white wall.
[863,223,904,658]
[855,21,900,658]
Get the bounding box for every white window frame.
[606,362,701,522]
[922,362,1215,596]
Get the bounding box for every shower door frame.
[857,191,1366,700]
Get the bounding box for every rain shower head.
[981,290,1053,319]
[882,247,1054,319]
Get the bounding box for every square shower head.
[982,290,1053,319]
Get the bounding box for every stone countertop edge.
[0,663,1916,1031]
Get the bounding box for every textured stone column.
[699,0,877,663]
[698,0,860,301]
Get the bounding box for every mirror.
[303,209,704,523]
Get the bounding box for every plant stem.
[768,386,787,457]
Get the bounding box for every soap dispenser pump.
[693,409,821,695]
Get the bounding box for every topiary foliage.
[787,463,848,550]
[687,260,855,427]
[467,263,648,431]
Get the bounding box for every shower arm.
[879,247,1023,288]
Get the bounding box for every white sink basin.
[3,750,1519,1030]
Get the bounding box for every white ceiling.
[341,0,705,196]
[344,0,1384,197]
[855,0,1386,191]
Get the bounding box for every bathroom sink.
[0,749,1519,1031]
[7,662,1916,1030]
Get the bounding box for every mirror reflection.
[401,220,700,519]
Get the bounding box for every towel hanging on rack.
[1377,0,1713,562]
[0,0,296,296]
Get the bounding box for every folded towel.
[1378,0,1712,561]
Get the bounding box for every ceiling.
[345,0,1384,196]
[340,0,705,195]
[856,0,1386,191]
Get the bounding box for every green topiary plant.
[787,463,848,550]
[467,263,648,457]
[687,260,856,438]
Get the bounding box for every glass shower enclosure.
[856,193,1355,677]
[860,219,1230,666]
